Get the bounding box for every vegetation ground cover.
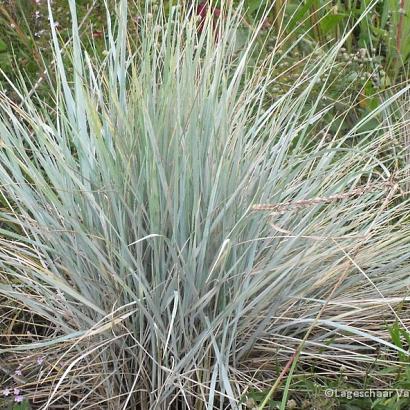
[0,1,409,409]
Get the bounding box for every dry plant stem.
[396,0,405,55]
[251,181,396,213]
[273,0,286,40]
[309,1,322,44]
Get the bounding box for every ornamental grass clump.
[0,1,409,408]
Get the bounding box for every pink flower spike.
[2,388,11,396]
[13,387,20,395]
[15,369,22,376]
[14,395,24,403]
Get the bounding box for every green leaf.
[0,38,7,53]
[12,400,31,410]
[246,0,266,13]
[400,327,410,347]
[287,0,317,32]
[319,14,347,34]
